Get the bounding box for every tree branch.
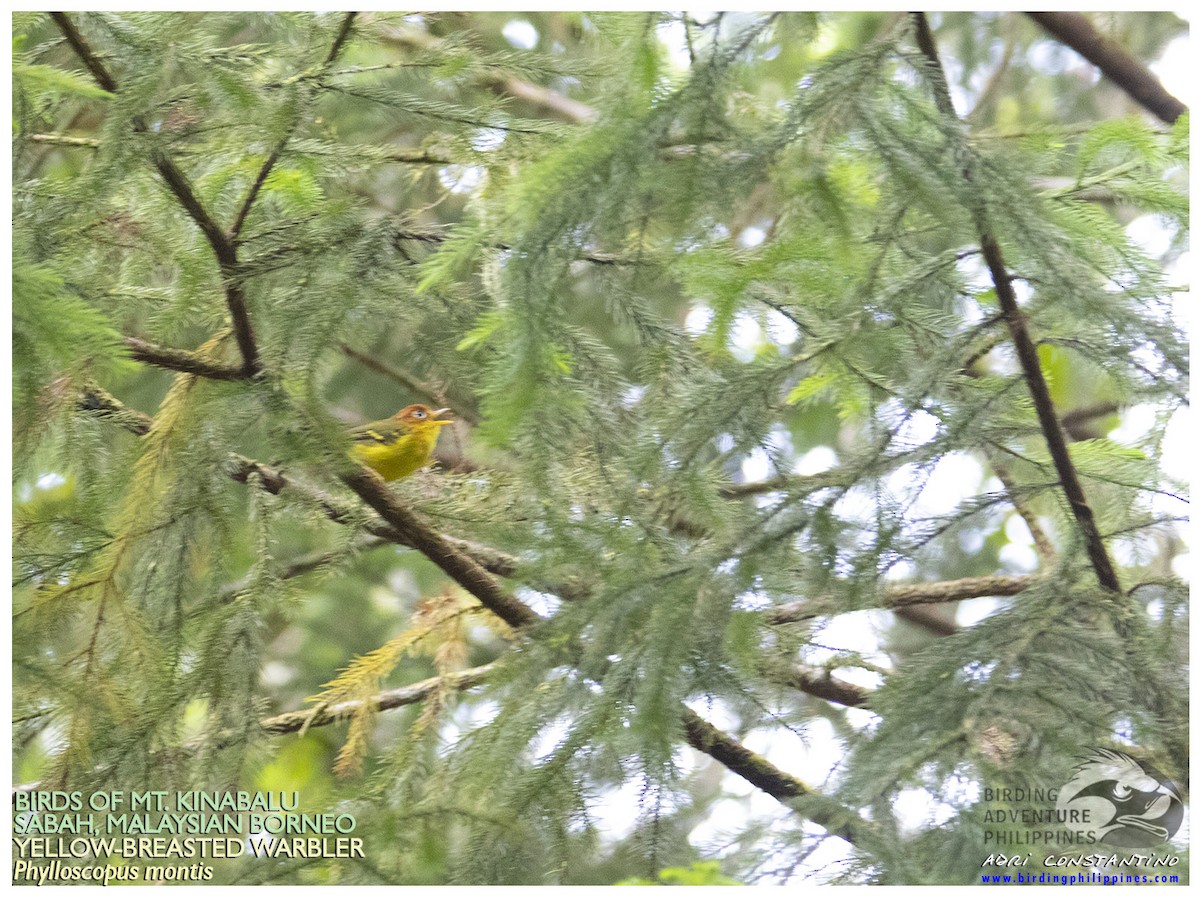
[1060,401,1121,441]
[74,385,1023,837]
[779,665,873,709]
[1026,12,1187,125]
[52,11,263,377]
[48,13,117,92]
[375,21,598,125]
[495,74,598,124]
[230,12,358,241]
[340,468,542,629]
[912,13,1121,595]
[123,337,248,380]
[26,132,102,148]
[391,226,633,267]
[77,384,153,436]
[767,573,1038,626]
[219,535,390,602]
[679,708,866,844]
[78,385,1040,632]
[257,665,495,737]
[12,666,499,790]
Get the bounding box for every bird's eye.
[1112,783,1133,800]
[413,410,425,418]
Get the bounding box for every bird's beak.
[432,408,453,424]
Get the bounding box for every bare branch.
[680,708,867,844]
[767,573,1038,625]
[779,665,873,709]
[1026,12,1187,125]
[123,337,247,381]
[26,133,101,148]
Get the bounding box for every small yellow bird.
[349,404,453,481]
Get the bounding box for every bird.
[348,404,453,481]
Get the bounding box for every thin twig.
[392,226,633,267]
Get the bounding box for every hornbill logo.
[1057,748,1184,848]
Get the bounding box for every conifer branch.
[78,388,1041,635]
[48,13,117,93]
[767,573,1038,625]
[67,379,1079,785]
[219,536,390,602]
[52,11,263,377]
[720,471,848,499]
[72,384,1019,834]
[384,147,456,165]
[13,666,499,783]
[497,74,598,124]
[323,11,358,67]
[1026,12,1187,125]
[75,392,521,580]
[1060,401,1121,441]
[340,468,542,629]
[230,12,358,241]
[912,13,1122,596]
[257,665,495,736]
[147,158,261,375]
[780,665,873,708]
[895,606,958,637]
[77,384,153,436]
[679,708,866,844]
[123,337,248,380]
[22,131,457,167]
[391,226,633,267]
[374,21,598,125]
[26,132,101,148]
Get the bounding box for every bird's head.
[395,404,453,429]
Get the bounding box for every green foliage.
[12,9,1188,888]
[618,860,742,885]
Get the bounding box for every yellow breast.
[350,425,444,481]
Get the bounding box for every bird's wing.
[349,419,403,445]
